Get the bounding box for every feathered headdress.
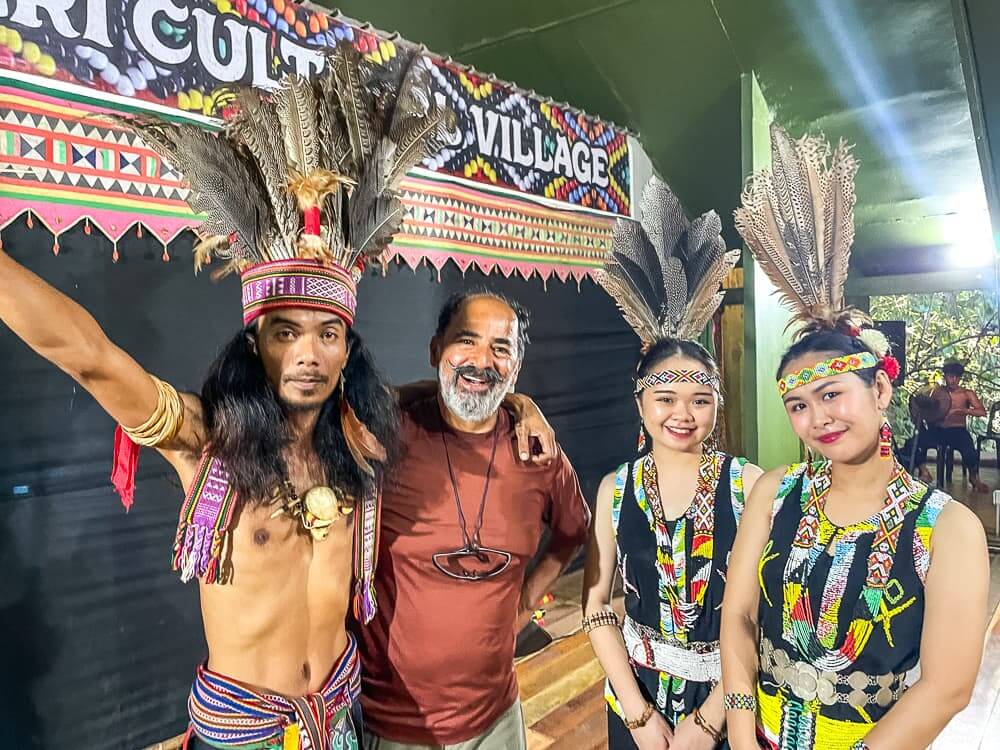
[598,176,740,348]
[734,122,863,337]
[736,123,899,394]
[117,40,455,327]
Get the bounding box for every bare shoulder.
[594,464,627,507]
[597,469,618,495]
[741,460,765,486]
[933,499,987,550]
[749,465,788,500]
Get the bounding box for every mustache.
[283,373,330,384]
[451,364,502,386]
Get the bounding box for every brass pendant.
[269,485,354,541]
[303,486,354,541]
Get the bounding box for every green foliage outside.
[870,290,999,443]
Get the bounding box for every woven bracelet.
[723,692,756,712]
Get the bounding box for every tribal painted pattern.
[777,352,879,395]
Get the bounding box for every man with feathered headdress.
[0,42,552,749]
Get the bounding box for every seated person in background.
[911,359,989,492]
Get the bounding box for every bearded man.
[358,290,592,750]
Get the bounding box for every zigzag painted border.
[0,86,613,283]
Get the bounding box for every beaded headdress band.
[734,124,898,394]
[598,177,738,391]
[777,351,879,395]
[634,369,722,395]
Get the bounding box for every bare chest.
[226,501,355,583]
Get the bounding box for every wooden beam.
[740,72,799,467]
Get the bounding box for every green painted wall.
[740,73,799,469]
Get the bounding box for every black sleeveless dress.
[755,459,951,749]
[606,451,749,749]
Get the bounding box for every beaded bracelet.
[623,702,654,730]
[722,692,757,712]
[581,610,619,633]
[850,743,871,750]
[692,707,724,743]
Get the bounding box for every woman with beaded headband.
[720,124,989,750]
[582,177,764,749]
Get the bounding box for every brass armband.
[119,376,184,447]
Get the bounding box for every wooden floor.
[517,570,612,750]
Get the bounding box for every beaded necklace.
[634,451,723,638]
[781,458,926,671]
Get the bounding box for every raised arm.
[0,249,205,463]
[856,501,989,749]
[720,467,783,750]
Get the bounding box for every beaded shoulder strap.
[771,462,809,521]
[912,487,953,585]
[729,456,749,524]
[610,461,630,535]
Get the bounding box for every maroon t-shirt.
[357,396,590,744]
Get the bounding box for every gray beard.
[439,366,511,424]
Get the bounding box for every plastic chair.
[976,402,1000,465]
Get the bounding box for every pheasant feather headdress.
[736,123,897,395]
[119,40,454,327]
[599,176,740,346]
[598,177,739,395]
[734,122,862,337]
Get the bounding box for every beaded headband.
[777,351,879,396]
[635,369,722,395]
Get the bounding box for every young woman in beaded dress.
[720,124,989,750]
[583,178,763,750]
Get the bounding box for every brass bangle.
[693,706,724,744]
[623,701,654,730]
[581,610,619,634]
[120,376,184,447]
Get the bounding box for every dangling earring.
[879,420,893,460]
[637,426,647,453]
[703,430,719,454]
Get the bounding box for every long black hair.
[777,330,877,386]
[199,326,400,504]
